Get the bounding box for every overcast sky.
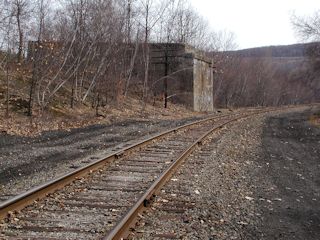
[190,0,319,50]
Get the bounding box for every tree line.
[0,0,318,119]
[212,53,319,108]
[211,11,320,108]
[0,0,236,117]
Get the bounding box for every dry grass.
[310,111,320,127]
[0,97,202,136]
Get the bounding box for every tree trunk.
[5,63,10,118]
[28,40,41,117]
[142,3,149,107]
[164,49,168,108]
[16,5,23,63]
[96,93,100,117]
[71,79,75,109]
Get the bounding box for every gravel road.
[253,106,320,239]
[133,106,320,240]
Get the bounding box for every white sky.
[190,0,320,49]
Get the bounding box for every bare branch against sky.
[190,0,320,49]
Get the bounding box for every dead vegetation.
[0,0,319,137]
[310,111,320,127]
[0,97,201,136]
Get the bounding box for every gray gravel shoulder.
[133,106,319,240]
[134,109,268,239]
[252,106,320,239]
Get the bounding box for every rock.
[245,196,254,201]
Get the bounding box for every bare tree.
[0,0,15,117]
[27,0,50,116]
[11,0,30,63]
[292,11,320,41]
[291,10,320,104]
[0,0,249,118]
[136,0,172,105]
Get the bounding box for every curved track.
[0,109,273,239]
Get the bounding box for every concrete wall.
[193,58,214,111]
[149,44,214,112]
[149,44,194,107]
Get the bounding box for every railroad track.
[0,109,274,239]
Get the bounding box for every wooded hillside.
[212,42,320,108]
[224,42,320,58]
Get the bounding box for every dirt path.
[253,106,320,239]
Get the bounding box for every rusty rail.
[0,112,239,220]
[0,105,309,239]
[103,110,271,240]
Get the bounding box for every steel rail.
[103,110,270,240]
[0,105,308,237]
[0,112,244,220]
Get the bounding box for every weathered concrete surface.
[149,44,214,112]
[193,57,214,111]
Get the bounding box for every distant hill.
[211,42,320,107]
[223,42,320,58]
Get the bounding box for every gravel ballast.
[0,115,210,202]
[1,106,318,239]
[132,106,320,240]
